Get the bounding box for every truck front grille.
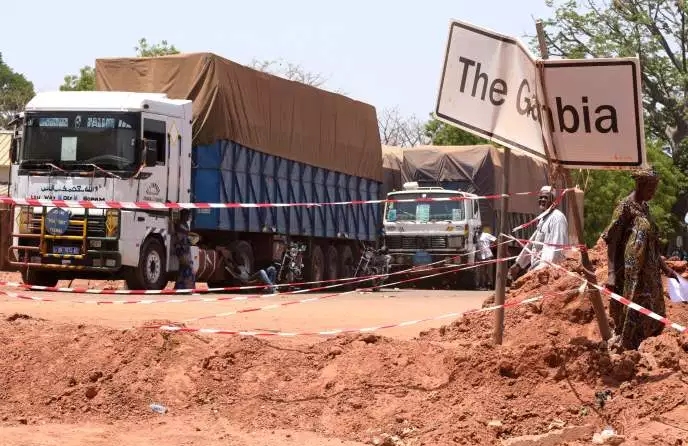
[386,236,448,250]
[29,213,107,237]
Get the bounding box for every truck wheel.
[459,269,478,291]
[229,240,254,278]
[125,237,167,290]
[339,245,354,280]
[21,270,58,288]
[325,245,339,281]
[307,245,325,284]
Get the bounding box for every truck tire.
[459,269,478,291]
[307,245,325,284]
[21,269,58,288]
[229,240,254,278]
[125,237,167,290]
[325,245,339,281]
[339,245,354,280]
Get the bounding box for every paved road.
[0,287,491,341]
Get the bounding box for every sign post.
[493,146,510,345]
[535,20,611,342]
[433,19,641,343]
[435,20,646,169]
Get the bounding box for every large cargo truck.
[9,53,382,289]
[380,145,553,284]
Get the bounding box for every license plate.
[412,250,432,265]
[53,246,80,255]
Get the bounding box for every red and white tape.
[510,238,587,252]
[511,188,574,232]
[1,189,547,210]
[0,253,512,306]
[180,256,516,323]
[5,241,513,298]
[506,234,687,334]
[150,292,558,337]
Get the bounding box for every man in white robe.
[509,186,569,280]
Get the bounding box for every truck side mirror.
[9,138,17,163]
[143,140,157,166]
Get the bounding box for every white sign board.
[540,59,646,168]
[434,20,647,170]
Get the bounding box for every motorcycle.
[353,244,392,291]
[276,242,307,286]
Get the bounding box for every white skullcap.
[539,185,557,199]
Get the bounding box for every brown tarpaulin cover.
[381,145,404,196]
[398,145,548,215]
[95,53,382,182]
[383,145,583,242]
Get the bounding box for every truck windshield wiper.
[70,162,122,180]
[20,160,67,173]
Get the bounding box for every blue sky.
[2,0,552,120]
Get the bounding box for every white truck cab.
[9,91,193,289]
[382,182,483,271]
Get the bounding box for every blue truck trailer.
[9,53,382,289]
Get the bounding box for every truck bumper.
[9,206,122,273]
[387,250,467,272]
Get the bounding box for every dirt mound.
[1,238,687,445]
[414,238,688,443]
[2,304,688,445]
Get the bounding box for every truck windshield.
[20,112,140,173]
[386,193,468,222]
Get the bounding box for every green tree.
[59,38,179,92]
[572,141,688,246]
[59,66,95,92]
[134,38,180,57]
[536,0,688,167]
[424,118,489,145]
[0,53,35,127]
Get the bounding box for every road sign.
[434,20,646,170]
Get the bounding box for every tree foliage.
[134,38,179,57]
[424,118,489,145]
[0,53,34,127]
[249,58,329,87]
[536,0,688,247]
[537,0,688,165]
[60,66,95,92]
[572,142,688,246]
[59,38,179,92]
[378,107,430,147]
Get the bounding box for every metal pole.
[493,146,511,345]
[535,20,612,341]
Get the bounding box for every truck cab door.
[137,115,169,203]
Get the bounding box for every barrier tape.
[511,238,587,252]
[511,188,573,232]
[180,256,517,323]
[505,234,687,334]
[2,240,513,297]
[1,188,562,210]
[151,291,572,337]
[0,253,514,306]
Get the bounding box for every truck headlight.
[105,209,120,237]
[17,206,30,234]
[447,236,463,248]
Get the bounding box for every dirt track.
[0,276,490,446]
[0,284,490,340]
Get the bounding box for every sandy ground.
[3,244,688,446]
[0,286,490,340]
[0,413,370,446]
[0,284,489,446]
